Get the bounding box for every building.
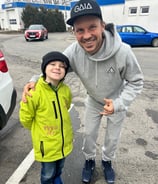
[0,0,71,31]
[102,0,158,32]
[0,0,158,32]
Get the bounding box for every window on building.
[129,7,137,15]
[140,6,149,15]
[9,19,17,25]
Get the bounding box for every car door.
[118,25,151,46]
[131,26,151,45]
[118,26,136,45]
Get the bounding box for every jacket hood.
[82,24,122,88]
[89,24,122,61]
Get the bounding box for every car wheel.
[152,38,158,47]
[46,34,48,39]
[40,35,44,41]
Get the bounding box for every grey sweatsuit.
[63,25,144,161]
[31,25,144,161]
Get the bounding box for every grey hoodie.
[63,25,144,113]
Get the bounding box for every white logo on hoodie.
[74,3,93,13]
[108,67,115,73]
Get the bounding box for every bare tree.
[42,0,71,5]
[60,0,71,5]
[52,0,60,4]
[61,0,70,5]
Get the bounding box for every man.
[22,0,144,183]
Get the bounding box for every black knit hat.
[41,51,70,77]
[67,0,103,26]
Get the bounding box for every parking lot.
[0,32,158,184]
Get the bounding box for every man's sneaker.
[82,160,95,183]
[102,160,115,184]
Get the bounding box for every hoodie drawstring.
[95,61,98,88]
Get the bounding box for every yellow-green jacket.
[19,77,73,162]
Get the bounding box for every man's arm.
[29,74,41,82]
[22,75,40,102]
[113,48,144,113]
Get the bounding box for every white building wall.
[1,8,23,30]
[0,10,5,29]
[101,5,126,25]
[3,10,10,30]
[15,8,24,30]
[123,0,158,32]
[7,9,16,30]
[101,0,158,32]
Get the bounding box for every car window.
[133,26,145,33]
[122,26,132,33]
[29,25,42,30]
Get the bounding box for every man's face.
[73,16,105,55]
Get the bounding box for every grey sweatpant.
[82,95,126,161]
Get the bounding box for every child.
[19,51,73,184]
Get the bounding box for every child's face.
[45,61,66,85]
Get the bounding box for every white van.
[0,50,17,130]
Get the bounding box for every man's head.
[41,51,69,82]
[67,0,103,26]
[67,0,105,55]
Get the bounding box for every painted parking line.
[6,104,74,184]
[6,149,34,184]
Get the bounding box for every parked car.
[116,25,158,47]
[0,50,17,130]
[24,24,48,41]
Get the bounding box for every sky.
[1,0,4,4]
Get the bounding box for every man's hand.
[22,82,36,103]
[100,98,114,115]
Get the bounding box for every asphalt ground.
[19,70,158,184]
[1,32,158,184]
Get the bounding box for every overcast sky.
[1,0,4,4]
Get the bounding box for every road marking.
[5,149,34,184]
[6,104,74,184]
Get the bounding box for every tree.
[54,10,66,32]
[21,5,39,28]
[21,4,66,32]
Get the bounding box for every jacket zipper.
[52,101,58,119]
[55,91,65,157]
